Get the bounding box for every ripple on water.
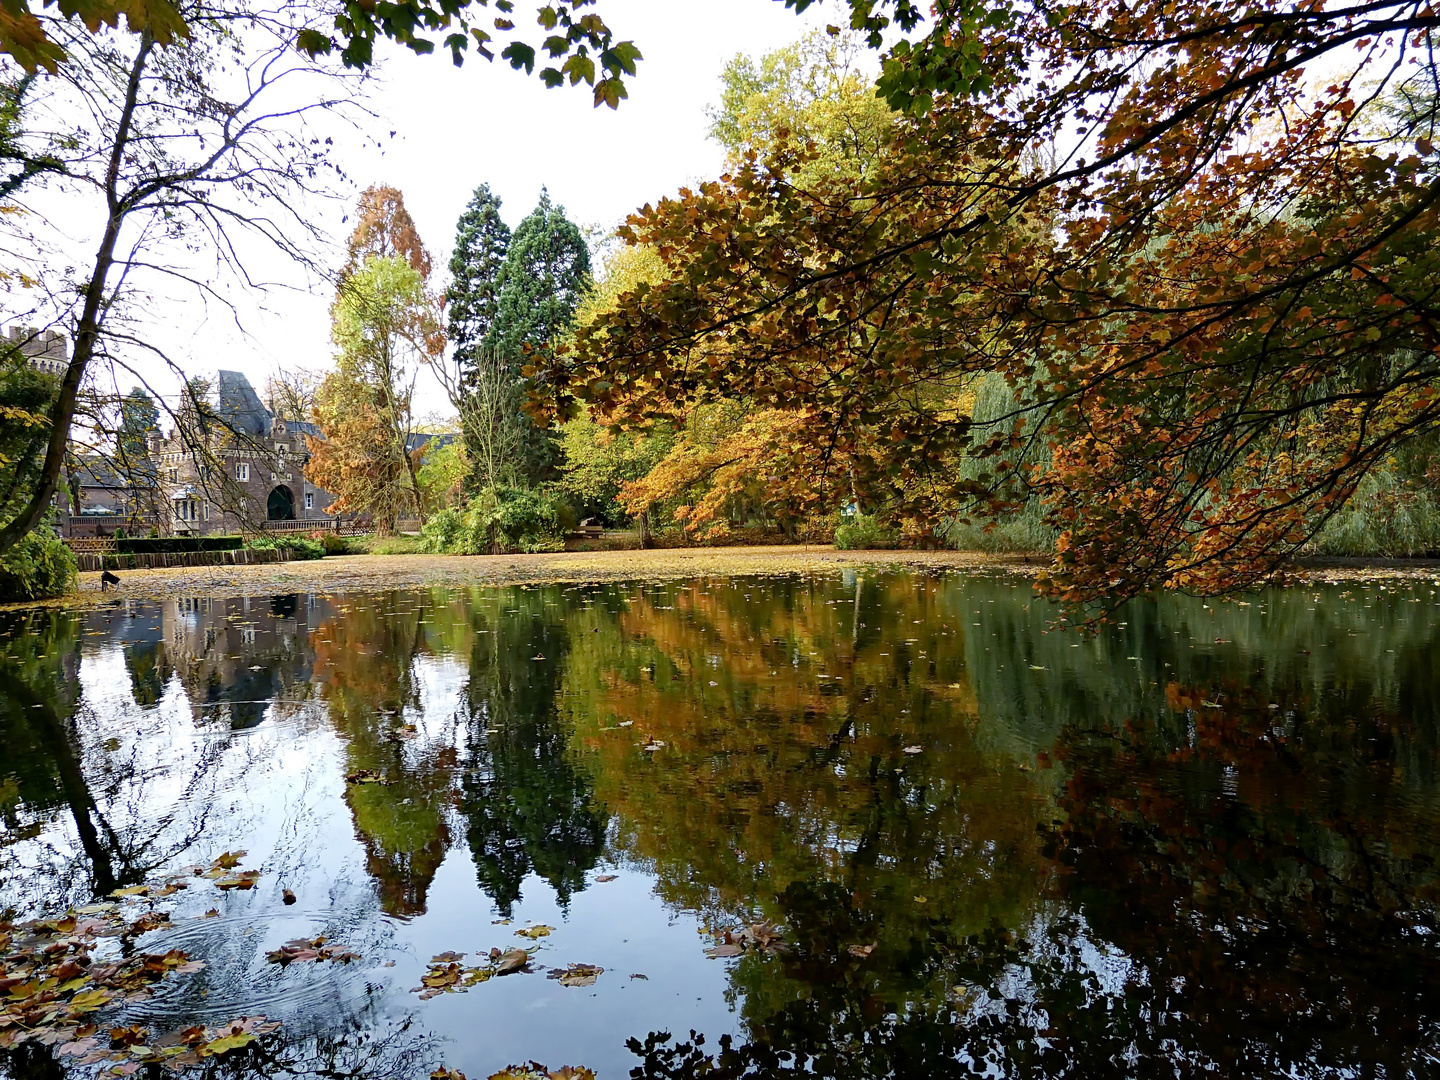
[126,908,386,1025]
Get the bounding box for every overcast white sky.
[121,0,843,419]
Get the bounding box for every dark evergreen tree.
[446,183,511,365]
[490,188,591,483]
[495,187,591,356]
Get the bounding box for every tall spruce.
[495,188,591,357]
[446,183,511,365]
[489,189,590,483]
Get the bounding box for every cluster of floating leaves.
[414,924,603,999]
[413,948,532,999]
[702,920,789,960]
[264,936,362,967]
[432,1065,595,1080]
[0,852,282,1071]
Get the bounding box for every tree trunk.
[0,33,155,555]
[638,508,652,549]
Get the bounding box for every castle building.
[7,325,69,376]
[154,370,339,534]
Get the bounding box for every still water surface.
[1,571,1438,1078]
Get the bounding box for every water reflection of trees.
[5,574,1440,1077]
[587,576,1440,1078]
[0,608,236,907]
[312,593,463,918]
[458,588,607,917]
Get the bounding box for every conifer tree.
[495,188,591,358]
[446,183,511,365]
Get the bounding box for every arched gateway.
[267,485,296,521]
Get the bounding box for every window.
[236,462,249,482]
[167,468,178,483]
[304,492,313,511]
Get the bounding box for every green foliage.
[416,436,468,512]
[313,531,351,555]
[0,527,75,602]
[479,189,591,484]
[1311,453,1440,558]
[559,407,674,522]
[0,350,58,524]
[356,534,427,555]
[420,486,573,554]
[709,28,895,184]
[496,189,592,359]
[247,535,326,560]
[941,374,1056,555]
[833,513,898,550]
[447,183,512,364]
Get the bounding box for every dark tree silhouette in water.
[459,593,607,917]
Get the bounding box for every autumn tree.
[307,255,438,531]
[340,183,432,281]
[538,1,1440,614]
[0,0,368,554]
[708,25,894,185]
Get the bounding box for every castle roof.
[216,370,273,437]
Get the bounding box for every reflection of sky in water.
[1,573,1439,1078]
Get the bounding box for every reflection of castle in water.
[156,594,333,727]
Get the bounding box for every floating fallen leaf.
[264,936,358,966]
[214,870,261,891]
[514,925,553,940]
[547,963,602,988]
[902,745,923,754]
[846,943,876,958]
[281,889,296,905]
[629,973,648,980]
[594,874,617,883]
[913,896,928,903]
[67,989,113,1012]
[212,851,246,870]
[494,949,530,976]
[703,943,742,959]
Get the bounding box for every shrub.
[308,530,350,555]
[0,529,77,603]
[418,507,464,554]
[833,513,900,550]
[421,486,573,555]
[247,536,325,560]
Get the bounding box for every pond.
[1,570,1439,1078]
